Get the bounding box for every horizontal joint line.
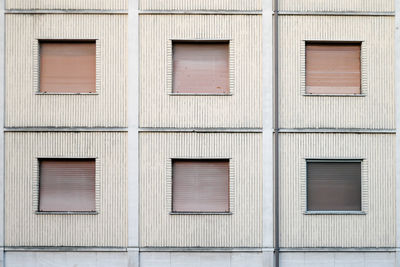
[5,9,128,14]
[5,127,128,132]
[277,11,395,16]
[139,128,262,133]
[139,10,262,15]
[277,128,395,134]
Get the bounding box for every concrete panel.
[5,252,129,267]
[280,133,395,247]
[6,0,127,10]
[5,132,127,247]
[5,14,127,127]
[278,0,393,12]
[140,15,262,129]
[139,0,261,11]
[280,252,396,267]
[279,16,394,129]
[140,252,264,267]
[140,132,262,247]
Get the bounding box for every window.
[172,41,229,94]
[306,43,361,95]
[307,160,361,212]
[172,159,229,213]
[39,41,96,93]
[39,159,96,212]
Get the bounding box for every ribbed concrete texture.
[140,132,262,247]
[140,0,262,11]
[278,0,394,12]
[140,15,262,128]
[5,14,127,127]
[5,132,127,247]
[279,15,394,129]
[279,133,395,248]
[6,0,127,10]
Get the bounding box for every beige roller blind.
[306,43,361,94]
[39,159,96,212]
[307,161,361,211]
[173,42,229,94]
[172,159,229,212]
[40,41,96,93]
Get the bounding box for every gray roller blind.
[40,41,96,93]
[307,161,361,211]
[173,42,230,94]
[39,159,96,212]
[172,159,229,212]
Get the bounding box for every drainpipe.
[273,0,280,266]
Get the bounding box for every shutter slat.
[172,160,229,212]
[173,42,230,94]
[306,43,361,94]
[307,162,361,211]
[40,42,96,93]
[39,159,96,212]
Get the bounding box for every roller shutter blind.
[39,159,96,212]
[40,41,96,93]
[307,161,361,211]
[306,43,361,94]
[172,159,229,212]
[173,42,230,94]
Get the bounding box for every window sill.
[170,212,232,215]
[304,211,366,215]
[168,93,232,96]
[303,94,366,97]
[36,92,98,95]
[36,211,98,215]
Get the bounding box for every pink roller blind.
[40,41,96,93]
[39,159,96,212]
[173,42,230,94]
[306,43,361,94]
[172,159,229,212]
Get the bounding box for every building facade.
[0,0,398,266]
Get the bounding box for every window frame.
[35,39,100,96]
[36,157,99,215]
[167,39,234,96]
[304,158,366,215]
[169,158,232,215]
[302,40,366,97]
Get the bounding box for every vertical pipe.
[273,0,280,266]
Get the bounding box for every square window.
[306,43,361,94]
[39,41,96,93]
[172,42,230,94]
[307,160,362,211]
[39,159,96,212]
[172,159,229,212]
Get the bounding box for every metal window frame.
[36,157,98,215]
[169,157,232,215]
[304,158,365,215]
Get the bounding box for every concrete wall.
[279,133,395,248]
[5,132,127,247]
[6,0,127,10]
[5,14,127,127]
[139,15,262,128]
[140,132,262,247]
[4,252,130,267]
[278,0,394,12]
[139,0,262,11]
[278,15,394,129]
